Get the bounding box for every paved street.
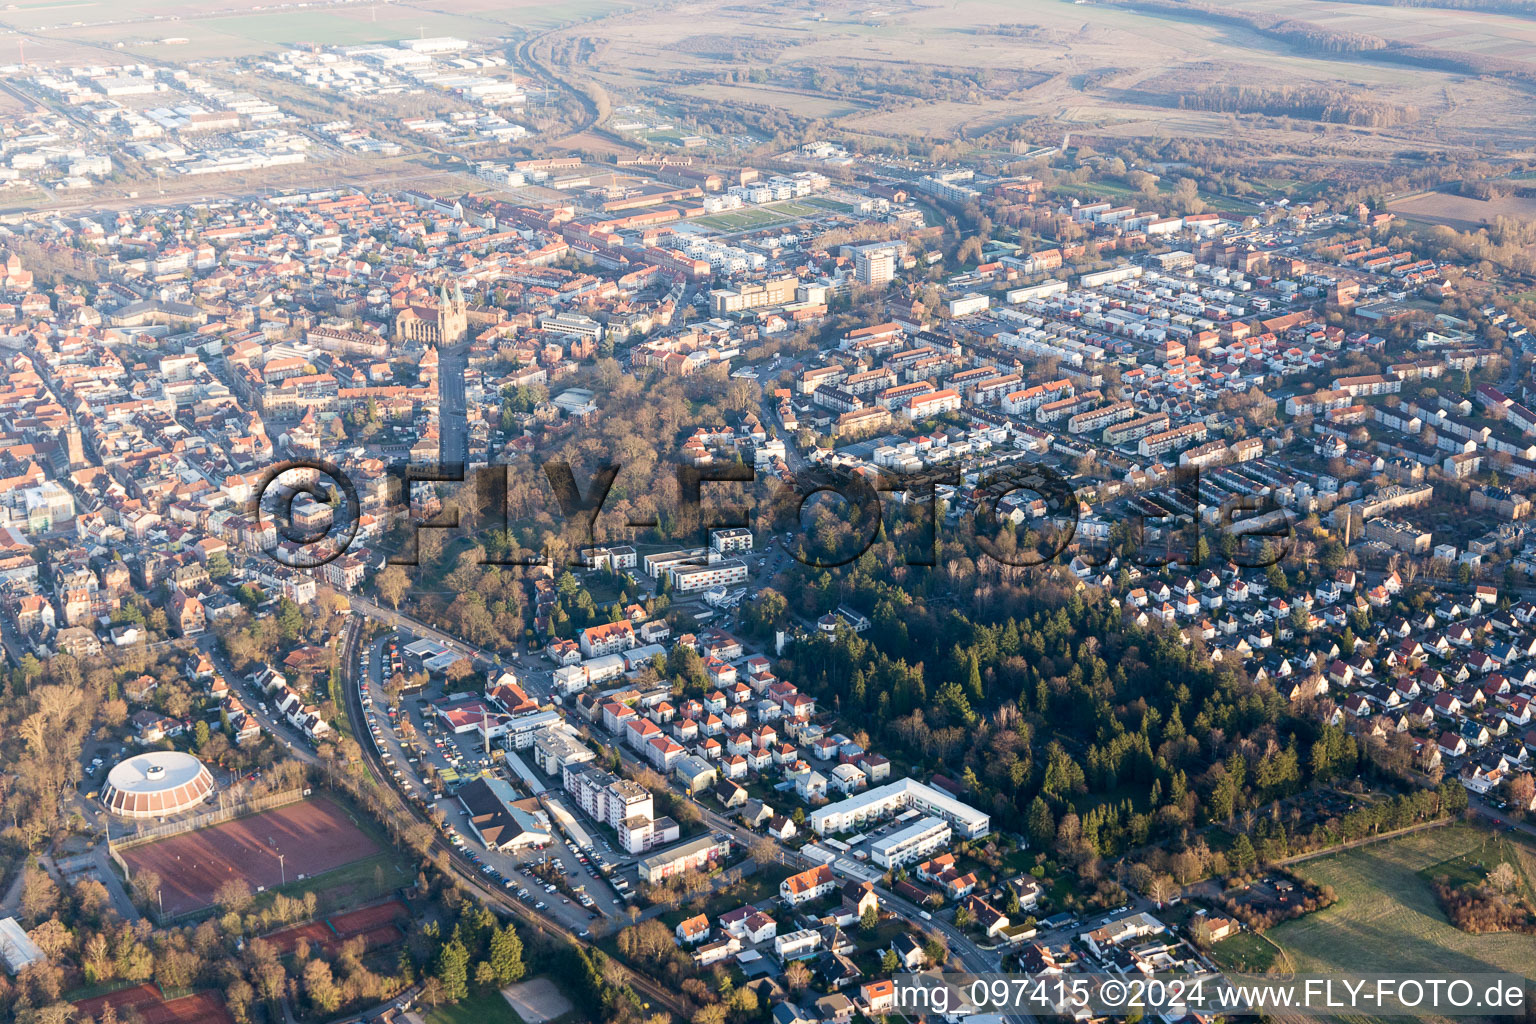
[437,342,469,465]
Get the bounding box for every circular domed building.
[101,751,216,819]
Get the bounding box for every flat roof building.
[869,815,951,869]
[809,778,990,838]
[637,834,732,883]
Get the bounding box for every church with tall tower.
[395,282,468,346]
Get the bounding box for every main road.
[437,342,470,466]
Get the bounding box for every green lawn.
[1417,832,1536,904]
[1208,931,1281,973]
[802,196,856,212]
[426,988,524,1024]
[1267,825,1536,977]
[250,847,410,917]
[694,196,854,232]
[695,208,790,231]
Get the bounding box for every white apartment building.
[579,620,636,659]
[809,778,990,838]
[670,558,748,592]
[710,527,754,554]
[869,815,951,869]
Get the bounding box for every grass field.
[1209,930,1282,973]
[257,848,412,916]
[426,989,524,1024]
[1387,190,1536,231]
[802,195,856,212]
[693,207,794,231]
[694,197,849,232]
[1417,832,1536,904]
[1267,824,1536,977]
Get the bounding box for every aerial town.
[0,6,1533,1024]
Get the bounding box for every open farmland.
[546,0,1536,156]
[13,0,1536,153]
[1267,825,1536,977]
[1388,189,1536,231]
[0,0,637,60]
[1223,0,1536,67]
[676,81,865,118]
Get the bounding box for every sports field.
[1267,824,1536,977]
[264,898,408,955]
[694,199,845,232]
[75,984,233,1024]
[119,796,381,916]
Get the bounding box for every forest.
[747,495,1467,888]
[1166,86,1419,128]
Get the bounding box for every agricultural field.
[1416,832,1536,905]
[559,0,1536,156]
[1387,189,1536,232]
[0,0,637,61]
[1266,824,1536,977]
[676,81,866,118]
[1223,0,1536,67]
[15,0,1536,154]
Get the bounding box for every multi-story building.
[869,815,952,869]
[532,727,595,776]
[710,273,798,314]
[637,834,731,883]
[1138,423,1208,458]
[853,246,896,285]
[904,389,961,420]
[710,527,753,554]
[670,558,748,592]
[809,778,990,838]
[780,864,836,906]
[579,619,636,659]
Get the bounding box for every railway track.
[339,618,687,1019]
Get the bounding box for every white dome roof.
[102,751,215,818]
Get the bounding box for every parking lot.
[360,634,627,935]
